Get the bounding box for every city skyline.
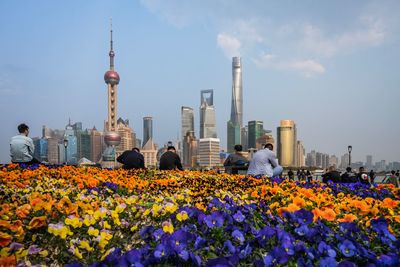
[1,0,399,163]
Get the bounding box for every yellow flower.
[165,203,178,214]
[162,221,174,234]
[176,211,189,222]
[79,240,94,252]
[88,227,100,237]
[74,247,83,259]
[0,247,11,257]
[65,216,83,229]
[39,250,49,257]
[103,221,111,230]
[84,215,96,227]
[115,204,126,213]
[130,225,138,232]
[151,204,162,216]
[143,209,151,216]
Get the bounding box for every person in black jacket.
[322,166,341,183]
[341,167,357,183]
[159,146,183,171]
[117,147,145,170]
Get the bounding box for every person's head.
[234,144,243,152]
[132,147,140,153]
[167,146,176,152]
[329,166,336,172]
[264,143,273,151]
[359,167,364,173]
[18,123,29,136]
[391,170,395,175]
[346,167,352,172]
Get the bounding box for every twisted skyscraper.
[227,57,243,152]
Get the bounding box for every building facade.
[143,117,153,149]
[116,118,135,154]
[227,57,243,152]
[277,120,297,167]
[248,121,264,149]
[90,127,103,163]
[200,90,217,139]
[183,131,198,168]
[198,138,220,169]
[141,137,158,168]
[181,106,194,140]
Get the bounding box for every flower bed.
[0,164,399,266]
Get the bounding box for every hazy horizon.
[1,0,399,164]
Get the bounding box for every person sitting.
[10,123,40,165]
[287,169,294,181]
[159,146,183,171]
[224,144,249,174]
[117,147,145,170]
[247,143,283,178]
[322,166,341,183]
[340,167,357,183]
[356,166,369,184]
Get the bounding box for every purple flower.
[204,212,224,228]
[153,228,164,241]
[295,225,310,236]
[337,261,358,267]
[28,245,41,255]
[318,242,337,258]
[224,240,236,254]
[154,244,170,259]
[264,246,289,266]
[256,226,276,247]
[339,240,357,257]
[178,250,189,261]
[319,257,337,267]
[9,242,24,251]
[104,248,122,265]
[370,217,396,242]
[281,239,295,256]
[66,263,84,267]
[294,209,314,225]
[377,253,400,267]
[233,210,245,223]
[169,229,190,252]
[239,243,252,259]
[194,236,207,250]
[232,230,245,244]
[124,249,143,265]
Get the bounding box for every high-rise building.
[340,153,349,169]
[241,126,248,151]
[102,21,121,166]
[143,117,153,149]
[256,133,275,151]
[116,118,135,154]
[248,121,264,149]
[295,141,305,167]
[141,137,158,168]
[198,138,220,169]
[227,57,243,152]
[329,155,339,168]
[183,131,198,168]
[90,127,103,163]
[277,120,297,167]
[366,155,373,169]
[306,150,317,167]
[33,138,48,162]
[181,106,194,140]
[75,128,91,160]
[200,90,217,139]
[64,125,78,164]
[47,138,59,164]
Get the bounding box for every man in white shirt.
[10,123,40,164]
[247,143,283,177]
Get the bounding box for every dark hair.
[18,123,29,133]
[346,167,352,172]
[167,146,176,151]
[264,143,273,150]
[391,170,396,175]
[234,144,243,152]
[132,147,140,153]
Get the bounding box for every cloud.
[253,52,325,78]
[217,33,241,58]
[301,16,386,58]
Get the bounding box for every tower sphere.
[104,131,121,146]
[104,70,120,85]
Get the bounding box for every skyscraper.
[200,90,217,139]
[227,57,243,152]
[143,117,153,148]
[198,138,221,169]
[64,124,78,164]
[366,155,373,169]
[102,20,121,166]
[295,141,305,167]
[277,120,297,167]
[90,127,103,163]
[248,121,264,149]
[181,106,194,140]
[183,131,198,168]
[116,118,135,154]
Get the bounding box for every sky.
[0,0,399,164]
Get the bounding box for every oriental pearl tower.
[102,20,121,166]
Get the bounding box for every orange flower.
[0,231,13,247]
[312,208,324,222]
[292,197,305,208]
[28,216,47,229]
[16,204,31,219]
[0,255,16,266]
[321,208,336,221]
[382,198,398,209]
[338,214,357,223]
